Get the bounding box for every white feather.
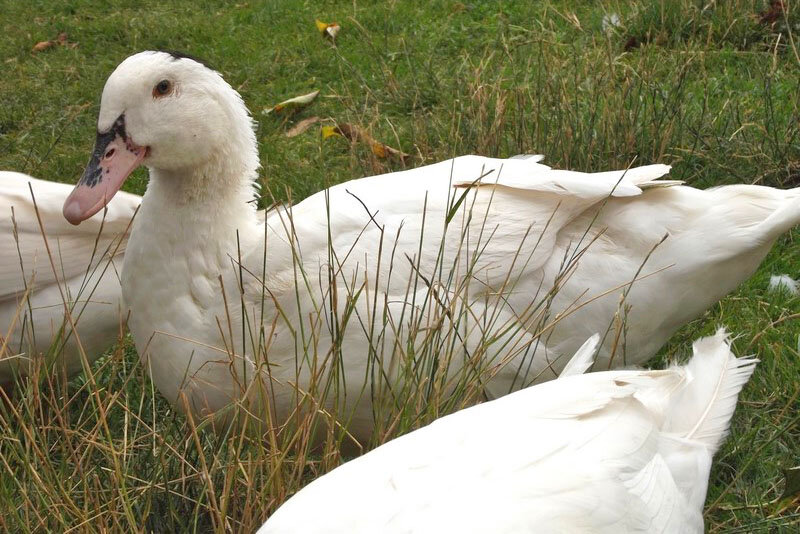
[259,331,757,533]
[664,328,758,451]
[558,333,600,378]
[769,274,799,295]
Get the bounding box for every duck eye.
[153,79,172,97]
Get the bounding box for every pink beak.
[63,115,146,225]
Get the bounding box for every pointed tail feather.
[590,164,673,186]
[664,328,758,452]
[558,333,600,378]
[753,189,800,244]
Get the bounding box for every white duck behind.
[259,330,757,534]
[1,171,139,385]
[62,51,798,440]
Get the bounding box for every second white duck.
[259,330,757,534]
[1,171,139,386]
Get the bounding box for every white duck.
[0,171,139,386]
[61,51,798,440]
[259,330,757,534]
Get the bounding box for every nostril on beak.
[104,148,116,160]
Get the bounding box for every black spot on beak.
[80,115,128,188]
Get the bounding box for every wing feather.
[0,172,139,301]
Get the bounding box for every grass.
[1,0,799,531]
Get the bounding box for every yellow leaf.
[322,122,410,160]
[321,126,341,139]
[370,142,387,158]
[315,19,340,40]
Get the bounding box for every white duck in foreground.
[259,330,757,534]
[62,51,798,440]
[0,171,138,386]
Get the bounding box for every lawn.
[1,0,799,531]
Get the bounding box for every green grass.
[1,0,799,531]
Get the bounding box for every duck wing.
[253,155,673,299]
[0,172,139,302]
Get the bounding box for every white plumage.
[60,52,798,442]
[0,171,139,384]
[259,330,757,534]
[768,274,799,295]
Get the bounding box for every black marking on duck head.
[159,49,214,70]
[80,115,128,188]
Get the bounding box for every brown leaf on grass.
[285,116,321,138]
[263,90,319,115]
[32,32,76,52]
[322,123,410,160]
[315,19,341,40]
[32,41,54,52]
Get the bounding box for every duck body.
[121,152,675,430]
[0,171,139,383]
[259,330,757,533]
[123,152,796,436]
[64,52,799,439]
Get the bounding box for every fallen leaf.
[321,125,340,139]
[369,140,408,159]
[326,24,341,40]
[371,143,388,158]
[323,123,410,160]
[315,19,341,40]
[331,123,361,140]
[32,41,53,52]
[285,116,321,137]
[263,90,320,115]
[32,32,77,52]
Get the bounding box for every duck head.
[63,51,257,225]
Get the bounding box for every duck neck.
[137,139,261,254]
[149,164,257,228]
